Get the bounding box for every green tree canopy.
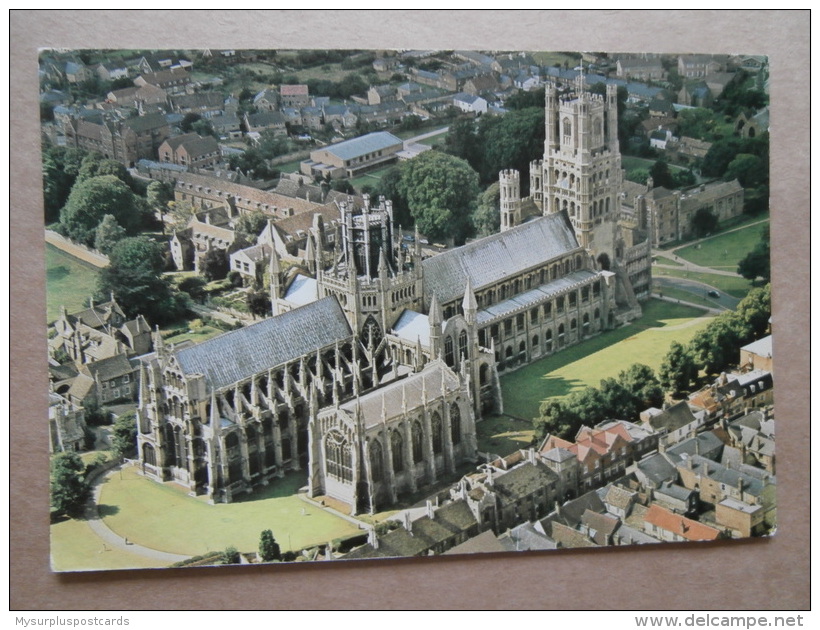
[60,175,148,246]
[396,150,480,244]
[649,159,676,189]
[111,411,138,459]
[94,214,127,255]
[659,341,699,395]
[42,146,86,224]
[478,107,545,187]
[50,452,90,518]
[96,236,187,325]
[472,182,500,237]
[258,529,281,562]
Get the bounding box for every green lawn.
[652,266,755,299]
[476,415,536,455]
[163,325,225,346]
[350,168,390,192]
[45,243,100,324]
[499,300,712,421]
[675,221,769,270]
[621,156,689,173]
[97,467,362,557]
[51,516,168,572]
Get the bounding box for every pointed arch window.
[412,421,424,463]
[369,439,383,482]
[391,430,404,473]
[431,412,443,454]
[450,403,462,445]
[325,429,352,483]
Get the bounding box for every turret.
[499,169,522,232]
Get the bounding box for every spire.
[462,278,477,321]
[428,293,443,327]
[378,247,389,280]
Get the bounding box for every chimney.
[426,500,434,519]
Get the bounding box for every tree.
[50,452,90,518]
[737,229,771,283]
[60,175,148,246]
[96,236,187,324]
[94,214,126,255]
[111,411,137,459]
[478,107,545,187]
[396,150,480,244]
[724,153,768,190]
[42,146,85,224]
[77,154,134,189]
[201,248,229,282]
[618,363,663,411]
[471,182,500,237]
[146,180,173,216]
[180,112,202,133]
[221,545,240,565]
[659,341,699,395]
[234,210,269,243]
[178,276,208,303]
[443,118,480,171]
[649,159,675,189]
[625,168,650,185]
[247,290,272,318]
[258,529,281,562]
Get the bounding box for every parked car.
[707,290,720,298]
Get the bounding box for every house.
[96,61,129,82]
[78,353,139,407]
[168,92,225,118]
[300,131,403,180]
[63,112,171,166]
[725,409,776,474]
[51,299,152,365]
[253,88,280,112]
[616,57,665,82]
[678,54,728,78]
[643,503,722,542]
[735,107,769,139]
[243,111,287,135]
[649,127,674,151]
[49,392,88,454]
[134,68,191,95]
[739,335,773,374]
[280,84,310,108]
[640,401,705,447]
[678,81,713,108]
[158,133,221,169]
[452,92,488,115]
[106,84,168,108]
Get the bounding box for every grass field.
[45,243,100,323]
[97,467,362,557]
[476,415,537,455]
[652,266,754,299]
[163,325,225,346]
[498,299,712,421]
[50,516,168,572]
[675,221,769,270]
[621,156,690,174]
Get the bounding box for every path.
[298,493,373,532]
[83,462,191,564]
[402,126,449,147]
[651,292,723,316]
[190,302,245,326]
[652,217,769,277]
[45,230,109,268]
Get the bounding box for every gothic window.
[431,412,443,454]
[530,307,539,324]
[562,117,572,138]
[545,301,552,317]
[556,297,565,314]
[142,443,156,467]
[594,308,601,320]
[558,324,565,345]
[504,319,513,336]
[532,335,539,348]
[450,403,462,445]
[480,363,489,385]
[412,421,424,464]
[516,314,525,331]
[583,313,590,333]
[593,118,602,137]
[369,440,384,482]
[444,336,455,367]
[545,329,553,352]
[391,430,404,473]
[458,330,468,363]
[581,286,590,303]
[325,429,352,483]
[569,292,577,308]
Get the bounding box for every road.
[654,275,740,311]
[402,126,449,148]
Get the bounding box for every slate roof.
[320,131,402,161]
[492,461,559,500]
[446,529,508,555]
[666,431,724,463]
[635,452,679,487]
[339,360,460,429]
[741,335,772,359]
[476,269,600,326]
[391,310,430,346]
[174,297,352,390]
[82,353,134,381]
[283,274,319,306]
[422,213,580,304]
[644,401,698,433]
[497,522,557,552]
[124,112,169,134]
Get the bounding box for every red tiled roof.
[644,504,720,541]
[280,84,309,96]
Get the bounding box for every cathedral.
[136,78,651,514]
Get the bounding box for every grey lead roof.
[175,297,352,390]
[320,131,402,161]
[422,213,581,304]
